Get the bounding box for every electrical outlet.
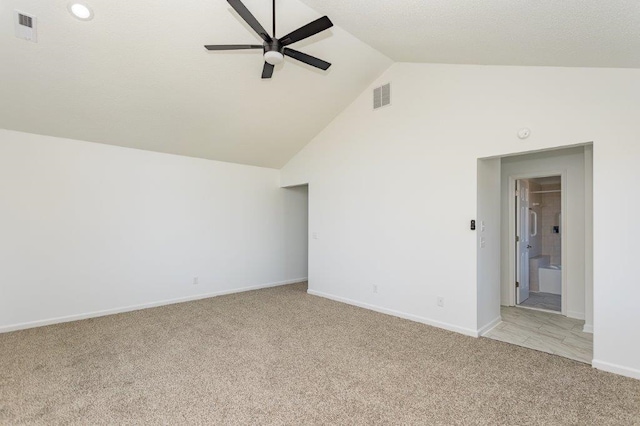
[373,284,378,294]
[193,277,199,285]
[437,297,445,307]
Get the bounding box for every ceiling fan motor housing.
[264,39,283,53]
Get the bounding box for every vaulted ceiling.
[1,1,638,168]
[300,0,640,68]
[0,0,391,168]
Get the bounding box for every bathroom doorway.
[477,145,593,364]
[515,175,562,313]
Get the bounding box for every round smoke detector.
[518,128,531,139]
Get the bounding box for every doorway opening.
[515,175,562,314]
[282,184,309,290]
[476,144,594,364]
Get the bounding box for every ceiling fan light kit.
[205,0,333,79]
[264,51,284,65]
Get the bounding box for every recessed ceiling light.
[68,3,93,21]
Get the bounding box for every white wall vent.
[14,11,37,43]
[373,83,391,110]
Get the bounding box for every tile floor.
[519,291,561,312]
[484,306,592,364]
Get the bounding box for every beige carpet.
[1,283,638,425]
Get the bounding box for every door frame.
[515,178,531,304]
[508,170,567,316]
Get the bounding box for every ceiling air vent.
[14,11,37,43]
[373,83,391,110]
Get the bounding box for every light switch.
[480,237,486,248]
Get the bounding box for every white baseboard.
[567,310,586,320]
[478,316,502,336]
[592,359,640,380]
[307,289,479,338]
[582,324,593,334]
[0,277,307,334]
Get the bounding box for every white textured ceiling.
[0,0,391,168]
[299,0,640,67]
[3,1,638,169]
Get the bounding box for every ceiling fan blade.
[227,0,272,42]
[284,48,331,70]
[279,16,333,46]
[262,62,275,79]
[204,44,263,51]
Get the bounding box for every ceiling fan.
[205,0,333,79]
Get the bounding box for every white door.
[516,180,531,304]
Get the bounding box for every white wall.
[281,63,640,379]
[500,147,588,321]
[584,145,593,333]
[0,129,308,331]
[477,158,502,333]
